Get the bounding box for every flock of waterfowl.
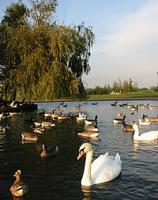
[76,101,158,188]
[1,100,158,198]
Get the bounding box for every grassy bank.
[87,91,158,101]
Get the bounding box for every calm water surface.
[0,100,158,200]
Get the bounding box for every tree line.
[86,78,158,95]
[86,78,139,95]
[0,0,94,101]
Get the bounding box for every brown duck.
[10,170,28,197]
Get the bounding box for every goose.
[85,115,98,126]
[85,124,99,132]
[142,114,158,122]
[40,144,59,158]
[44,113,52,118]
[111,101,118,106]
[77,143,121,188]
[113,114,126,125]
[10,170,28,197]
[132,123,158,141]
[41,121,55,128]
[78,130,100,139]
[122,120,134,132]
[74,104,82,111]
[138,119,151,126]
[33,127,45,134]
[21,132,39,141]
[34,121,55,129]
[57,115,70,120]
[145,117,158,122]
[34,122,41,127]
[52,113,60,119]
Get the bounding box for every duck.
[10,170,28,197]
[77,143,121,188]
[132,123,158,141]
[40,143,59,158]
[122,120,134,132]
[85,115,98,126]
[138,119,151,126]
[21,132,39,141]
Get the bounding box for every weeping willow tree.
[0,0,94,101]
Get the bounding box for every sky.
[0,0,158,88]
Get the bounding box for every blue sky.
[1,0,158,88]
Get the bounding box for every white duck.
[132,123,158,141]
[77,143,122,188]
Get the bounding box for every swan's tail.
[114,153,122,166]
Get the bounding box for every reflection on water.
[0,100,158,200]
[133,140,158,151]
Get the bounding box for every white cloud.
[90,1,158,88]
[105,1,158,54]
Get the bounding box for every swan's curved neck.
[82,150,93,187]
[133,125,139,139]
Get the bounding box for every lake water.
[0,100,158,200]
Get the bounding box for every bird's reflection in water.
[12,196,23,200]
[21,140,37,144]
[82,181,113,200]
[133,140,158,151]
[82,186,91,200]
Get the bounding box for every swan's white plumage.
[78,143,122,187]
[132,123,158,141]
[91,153,121,184]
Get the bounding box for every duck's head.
[13,169,21,178]
[41,143,48,151]
[77,143,92,160]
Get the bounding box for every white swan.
[77,143,122,188]
[132,123,158,141]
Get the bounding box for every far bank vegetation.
[86,78,158,97]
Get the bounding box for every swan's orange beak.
[77,151,84,160]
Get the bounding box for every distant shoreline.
[34,97,158,103]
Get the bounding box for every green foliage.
[29,0,58,25]
[0,0,94,101]
[2,1,27,27]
